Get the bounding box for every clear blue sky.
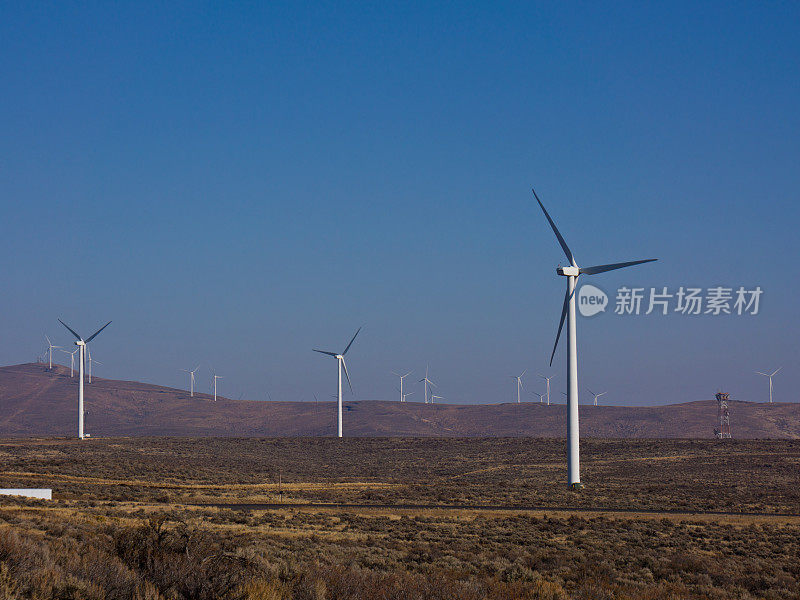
[2,2,798,406]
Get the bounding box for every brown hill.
[0,363,797,438]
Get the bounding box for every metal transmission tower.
[714,392,731,439]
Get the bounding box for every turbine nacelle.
[75,340,85,346]
[557,265,580,276]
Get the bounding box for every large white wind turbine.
[58,319,112,440]
[755,367,781,403]
[392,370,412,403]
[182,365,200,397]
[587,388,607,406]
[511,370,526,403]
[44,336,60,370]
[534,188,656,489]
[538,374,555,406]
[419,365,436,404]
[313,327,361,438]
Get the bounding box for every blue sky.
[1,2,798,406]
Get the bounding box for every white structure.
[402,391,414,402]
[755,368,781,403]
[58,319,112,440]
[587,388,607,406]
[44,335,60,370]
[0,489,52,500]
[418,365,436,404]
[511,370,526,403]
[392,370,412,402]
[183,365,200,397]
[534,188,656,489]
[538,374,555,406]
[212,374,223,401]
[532,391,545,403]
[313,327,361,438]
[87,347,101,383]
[59,348,78,377]
[430,394,443,404]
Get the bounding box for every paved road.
[201,502,800,518]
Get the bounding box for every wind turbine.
[86,346,101,383]
[392,370,412,403]
[755,368,781,403]
[182,365,200,397]
[430,394,443,404]
[538,374,555,406]
[212,373,223,402]
[419,365,436,404]
[59,348,78,377]
[44,336,60,370]
[531,391,545,404]
[511,370,526,403]
[587,388,607,406]
[313,327,361,438]
[58,319,112,440]
[402,391,414,402]
[534,187,657,489]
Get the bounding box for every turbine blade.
[313,349,338,357]
[342,358,354,394]
[58,319,82,341]
[403,371,412,378]
[520,369,526,378]
[755,371,768,377]
[342,326,362,355]
[549,286,570,367]
[579,259,657,275]
[532,187,576,267]
[85,321,112,343]
[771,367,782,377]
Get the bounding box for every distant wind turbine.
[538,374,555,406]
[86,346,101,383]
[511,370,526,403]
[419,365,436,404]
[531,391,545,404]
[755,368,781,404]
[402,391,414,402]
[212,373,223,402]
[58,319,112,440]
[534,187,657,488]
[313,327,361,438]
[44,335,60,370]
[587,388,607,406]
[182,365,200,397]
[392,370,412,403]
[59,348,78,377]
[430,394,443,404]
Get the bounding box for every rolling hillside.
[0,363,797,438]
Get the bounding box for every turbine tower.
[511,370,526,403]
[44,336,60,370]
[538,374,555,406]
[212,373,223,401]
[58,319,112,440]
[392,370,412,403]
[755,367,781,403]
[59,348,78,377]
[182,365,200,397]
[534,187,656,489]
[419,365,436,404]
[587,388,607,406]
[313,327,361,438]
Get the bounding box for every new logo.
[578,284,608,317]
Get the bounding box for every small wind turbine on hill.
[212,373,223,402]
[538,374,555,406]
[587,388,607,406]
[59,348,78,377]
[419,365,436,404]
[533,187,657,489]
[392,370,412,402]
[182,365,200,397]
[44,336,60,370]
[431,394,443,404]
[511,370,526,403]
[402,391,414,402]
[313,327,361,438]
[58,319,112,440]
[755,367,781,403]
[532,391,545,403]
